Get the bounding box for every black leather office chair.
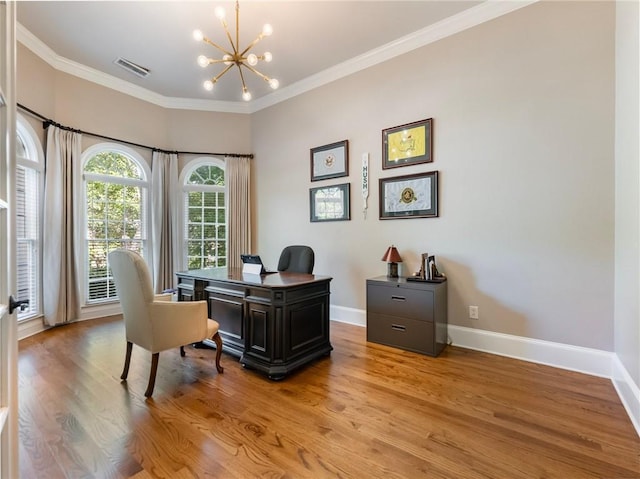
[277,245,315,274]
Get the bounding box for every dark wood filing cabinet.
[366,276,448,357]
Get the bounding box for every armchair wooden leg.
[121,341,133,380]
[212,332,224,374]
[145,353,159,398]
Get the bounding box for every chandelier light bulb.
[263,52,272,62]
[242,90,252,101]
[203,80,214,91]
[247,53,258,66]
[269,78,279,89]
[197,55,209,68]
[262,24,273,36]
[214,6,226,20]
[193,29,204,42]
[223,54,233,65]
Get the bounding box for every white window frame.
[15,115,44,322]
[177,156,226,273]
[78,143,151,306]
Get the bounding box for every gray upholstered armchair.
[277,245,315,274]
[108,249,223,397]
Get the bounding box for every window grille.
[83,151,148,303]
[183,163,226,270]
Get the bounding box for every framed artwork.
[382,118,432,169]
[379,171,438,219]
[311,140,349,181]
[310,183,350,222]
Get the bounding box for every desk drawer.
[366,313,434,356]
[367,283,433,321]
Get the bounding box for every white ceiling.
[16,1,520,113]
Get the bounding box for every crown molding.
[18,0,537,115]
[16,22,250,114]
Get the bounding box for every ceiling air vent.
[113,57,150,78]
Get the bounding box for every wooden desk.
[176,268,333,379]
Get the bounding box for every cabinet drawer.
[367,313,434,355]
[367,283,433,321]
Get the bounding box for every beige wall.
[251,1,616,350]
[614,1,639,389]
[17,43,251,172]
[16,2,621,353]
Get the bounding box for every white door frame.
[0,2,20,477]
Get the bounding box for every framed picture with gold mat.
[382,118,432,169]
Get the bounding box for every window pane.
[16,163,40,320]
[85,151,142,179]
[183,162,226,269]
[188,165,224,186]
[84,151,147,304]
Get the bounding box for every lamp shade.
[381,246,402,263]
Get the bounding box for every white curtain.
[226,156,251,270]
[151,150,178,293]
[42,126,82,326]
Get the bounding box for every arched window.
[16,116,44,320]
[180,158,226,270]
[81,144,150,304]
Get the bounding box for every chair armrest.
[147,300,209,352]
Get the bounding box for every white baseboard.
[612,355,640,437]
[447,324,614,378]
[17,316,46,340]
[331,305,366,327]
[330,308,638,436]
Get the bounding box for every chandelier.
[193,1,279,101]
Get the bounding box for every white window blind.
[15,164,39,319]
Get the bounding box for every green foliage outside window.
[85,152,145,301]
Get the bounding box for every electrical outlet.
[469,305,479,320]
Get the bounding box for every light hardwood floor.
[18,316,639,478]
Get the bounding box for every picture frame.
[310,140,349,181]
[382,118,432,169]
[310,183,350,222]
[379,171,438,219]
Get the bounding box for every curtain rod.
[17,103,254,159]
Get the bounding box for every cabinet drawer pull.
[391,295,406,301]
[391,324,406,332]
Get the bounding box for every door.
[0,2,19,477]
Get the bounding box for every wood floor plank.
[18,316,640,479]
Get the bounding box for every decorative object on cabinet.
[366,276,447,357]
[382,118,432,169]
[381,245,402,278]
[310,183,351,222]
[311,140,349,181]
[407,253,446,282]
[379,171,438,219]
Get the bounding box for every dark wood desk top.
[176,267,332,288]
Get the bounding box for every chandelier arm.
[243,64,272,82]
[202,37,234,57]
[211,63,235,83]
[236,64,249,93]
[239,34,265,57]
[220,18,238,56]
